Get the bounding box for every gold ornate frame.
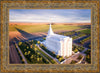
[0,0,99,72]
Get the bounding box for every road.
[15,44,28,64]
[9,44,22,64]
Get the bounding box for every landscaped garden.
[17,40,58,64]
[84,49,91,63]
[18,41,50,64]
[72,45,85,52]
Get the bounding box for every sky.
[9,9,91,23]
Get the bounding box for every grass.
[36,46,57,64]
[77,29,91,35]
[9,25,82,33]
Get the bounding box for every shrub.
[74,48,78,53]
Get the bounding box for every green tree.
[34,48,37,52]
[43,37,46,40]
[30,55,34,59]
[18,42,22,46]
[37,58,40,62]
[37,41,40,45]
[56,55,59,59]
[28,51,31,55]
[40,57,42,61]
[34,44,37,48]
[27,46,29,49]
[24,49,26,51]
[58,58,62,62]
[74,48,78,53]
[24,52,27,56]
[30,45,33,48]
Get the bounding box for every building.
[44,24,72,57]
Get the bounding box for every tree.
[34,44,37,48]
[30,45,33,48]
[34,48,37,52]
[74,48,78,53]
[28,51,31,55]
[37,41,40,45]
[34,40,37,44]
[30,55,34,59]
[18,42,22,46]
[56,55,59,59]
[37,58,40,62]
[37,52,40,55]
[24,52,27,56]
[32,40,33,42]
[24,49,26,51]
[58,58,62,62]
[86,55,91,63]
[22,59,25,63]
[43,37,46,40]
[27,46,29,49]
[40,57,42,61]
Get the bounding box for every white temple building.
[44,24,72,57]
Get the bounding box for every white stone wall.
[46,38,60,54]
[46,36,72,57]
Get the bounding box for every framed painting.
[0,0,99,73]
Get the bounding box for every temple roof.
[47,23,54,36]
[47,23,71,41]
[47,34,69,41]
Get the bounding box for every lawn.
[77,29,91,35]
[9,25,82,33]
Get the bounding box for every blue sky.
[9,9,91,23]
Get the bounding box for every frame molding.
[0,0,99,72]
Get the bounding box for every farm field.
[9,24,84,33]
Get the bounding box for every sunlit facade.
[45,24,72,57]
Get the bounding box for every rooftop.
[47,34,70,41]
[47,23,71,41]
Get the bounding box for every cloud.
[9,9,91,23]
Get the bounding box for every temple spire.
[48,23,54,36]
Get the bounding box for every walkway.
[15,44,28,64]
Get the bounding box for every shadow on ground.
[9,27,46,44]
